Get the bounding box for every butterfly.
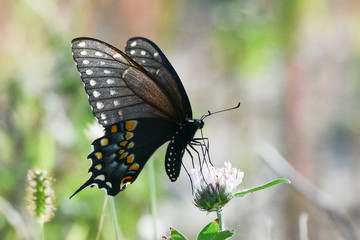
[70,37,205,197]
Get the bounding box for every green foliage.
[212,0,302,75]
[197,220,233,240]
[169,227,187,240]
[234,178,291,197]
[164,219,234,240]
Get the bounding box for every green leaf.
[234,178,291,197]
[170,227,187,240]
[213,231,234,240]
[198,219,233,240]
[198,219,219,240]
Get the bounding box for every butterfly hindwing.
[70,119,175,197]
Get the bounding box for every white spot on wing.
[154,52,159,57]
[130,50,135,55]
[130,41,137,47]
[101,113,107,119]
[86,69,93,75]
[90,80,97,86]
[118,110,122,116]
[94,174,105,181]
[107,79,115,84]
[95,51,103,57]
[80,50,87,55]
[93,90,101,98]
[78,42,86,47]
[110,90,116,95]
[97,102,104,109]
[100,61,105,65]
[128,141,135,148]
[140,50,146,56]
[83,59,89,64]
[114,100,120,106]
[106,182,113,188]
[113,53,121,58]
[104,70,110,74]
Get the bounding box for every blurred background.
[1,0,359,239]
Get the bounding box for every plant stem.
[109,197,120,240]
[217,210,224,231]
[96,194,108,240]
[148,157,157,240]
[40,221,44,240]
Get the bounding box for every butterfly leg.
[184,145,209,194]
[199,128,212,165]
[181,161,195,194]
[188,142,214,187]
[191,137,211,168]
[188,143,205,170]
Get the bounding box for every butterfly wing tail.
[69,179,94,199]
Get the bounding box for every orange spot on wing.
[94,164,102,170]
[121,176,133,186]
[125,132,133,140]
[125,120,137,131]
[100,138,109,146]
[94,152,103,159]
[111,125,118,133]
[119,152,128,160]
[129,163,140,171]
[126,154,134,164]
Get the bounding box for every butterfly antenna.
[201,102,241,120]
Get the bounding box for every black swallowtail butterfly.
[70,37,204,197]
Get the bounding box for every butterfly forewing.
[72,38,179,127]
[125,37,192,121]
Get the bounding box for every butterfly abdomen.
[165,119,204,181]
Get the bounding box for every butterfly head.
[195,119,204,129]
[185,118,204,131]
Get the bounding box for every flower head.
[26,169,56,223]
[190,162,244,212]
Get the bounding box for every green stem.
[217,210,224,231]
[109,197,120,240]
[148,157,157,240]
[95,194,108,240]
[40,221,44,240]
